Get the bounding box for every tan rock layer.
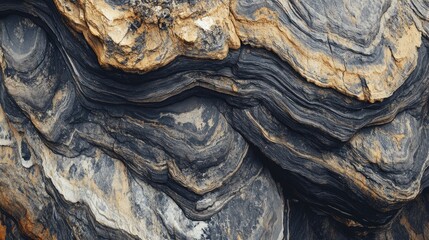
[53,0,426,102]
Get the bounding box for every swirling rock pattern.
[0,0,428,239]
[54,0,425,101]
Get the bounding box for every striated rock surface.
[53,0,426,101]
[0,0,429,239]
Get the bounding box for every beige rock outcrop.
[54,0,426,102]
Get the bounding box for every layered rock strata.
[0,0,428,239]
[53,0,427,102]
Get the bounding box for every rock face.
[53,0,426,102]
[0,0,428,239]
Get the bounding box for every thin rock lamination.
[0,0,429,239]
[54,0,426,102]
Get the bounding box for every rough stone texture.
[0,0,428,239]
[53,0,426,102]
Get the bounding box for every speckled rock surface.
[0,0,429,239]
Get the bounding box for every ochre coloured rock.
[54,0,425,102]
[0,0,429,239]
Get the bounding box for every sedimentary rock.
[53,0,426,102]
[0,0,428,239]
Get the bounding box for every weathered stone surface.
[0,0,428,239]
[53,0,426,101]
[283,189,429,240]
[53,0,241,72]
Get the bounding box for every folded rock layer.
[53,0,427,102]
[0,0,428,239]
